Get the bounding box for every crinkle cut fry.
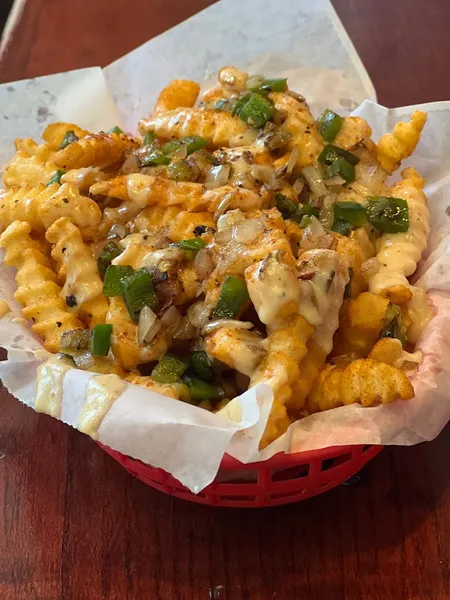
[308,358,414,413]
[90,174,265,214]
[152,79,200,116]
[0,221,83,352]
[0,183,58,233]
[38,183,102,241]
[42,122,90,150]
[53,132,140,170]
[251,314,315,448]
[376,111,427,174]
[270,91,323,169]
[3,147,57,188]
[368,167,431,342]
[46,217,108,327]
[139,108,255,148]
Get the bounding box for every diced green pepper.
[90,324,113,356]
[172,238,206,259]
[97,241,123,274]
[317,109,343,143]
[103,265,135,297]
[302,203,320,218]
[232,92,275,128]
[167,159,197,182]
[60,328,91,352]
[332,220,353,236]
[327,157,355,182]
[161,136,208,156]
[275,192,298,218]
[334,201,367,226]
[212,276,249,319]
[214,98,229,111]
[190,350,213,382]
[181,375,222,402]
[250,78,288,93]
[318,144,359,184]
[152,354,189,383]
[46,169,66,186]
[143,131,156,146]
[59,130,79,149]
[366,196,409,233]
[120,268,159,321]
[318,144,360,166]
[380,303,407,346]
[299,215,312,228]
[107,126,124,135]
[139,149,171,166]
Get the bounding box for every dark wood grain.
[0,1,449,599]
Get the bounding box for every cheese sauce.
[61,235,104,308]
[77,374,126,439]
[35,355,74,417]
[246,255,301,325]
[369,183,429,294]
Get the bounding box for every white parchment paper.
[0,0,449,493]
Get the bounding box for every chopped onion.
[232,218,264,245]
[286,146,300,176]
[319,193,335,230]
[141,247,184,271]
[119,153,140,174]
[301,165,327,197]
[325,175,346,187]
[194,248,214,278]
[107,223,127,240]
[160,306,182,336]
[217,209,245,231]
[215,227,233,245]
[292,178,304,196]
[203,320,254,335]
[173,316,196,340]
[137,305,160,345]
[250,164,275,185]
[205,164,231,190]
[213,192,234,220]
[361,257,381,280]
[246,74,265,89]
[356,163,387,189]
[300,216,326,250]
[73,351,96,370]
[188,301,211,328]
[173,143,188,159]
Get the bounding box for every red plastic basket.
[100,443,382,507]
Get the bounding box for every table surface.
[0,1,449,599]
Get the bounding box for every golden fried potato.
[42,122,90,150]
[53,132,140,170]
[152,79,200,116]
[269,91,323,168]
[308,358,414,412]
[335,116,372,150]
[377,111,427,173]
[139,108,255,148]
[0,221,83,351]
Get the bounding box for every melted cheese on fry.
[78,374,126,438]
[35,355,73,417]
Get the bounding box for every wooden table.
[0,1,449,599]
